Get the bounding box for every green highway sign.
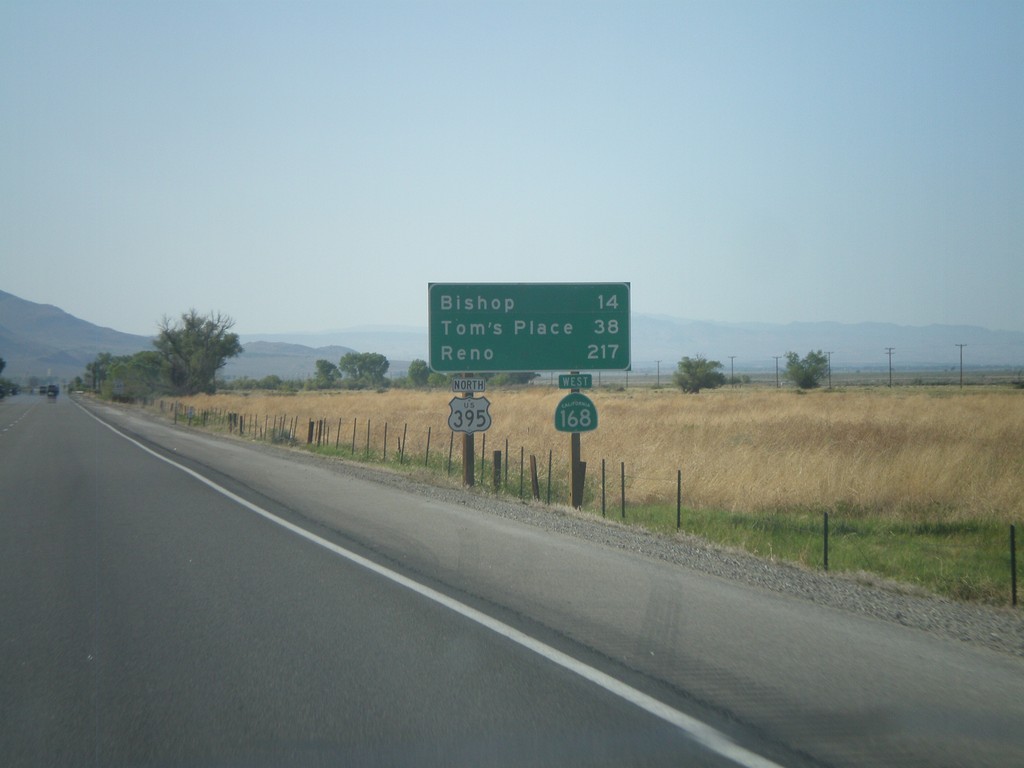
[428,283,630,373]
[558,374,593,389]
[554,392,598,433]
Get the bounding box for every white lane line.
[82,403,784,768]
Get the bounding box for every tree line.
[0,356,14,397]
[674,351,830,393]
[84,310,242,399]
[79,309,536,399]
[73,308,833,400]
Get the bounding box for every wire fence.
[158,399,1020,606]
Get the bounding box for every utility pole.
[655,360,661,388]
[827,351,833,390]
[956,344,966,389]
[773,356,782,389]
[885,347,895,387]
[729,356,736,387]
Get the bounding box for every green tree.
[427,371,450,388]
[313,359,340,389]
[85,352,114,392]
[106,351,163,400]
[258,375,287,390]
[673,355,727,394]
[489,371,540,386]
[221,374,297,392]
[784,350,830,389]
[338,352,390,389]
[406,359,430,387]
[154,310,243,395]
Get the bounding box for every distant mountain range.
[628,315,1024,371]
[243,316,1024,372]
[2,289,1022,382]
[0,290,153,381]
[0,290,359,382]
[224,341,357,381]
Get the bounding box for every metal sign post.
[463,400,475,487]
[571,430,583,509]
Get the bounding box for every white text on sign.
[439,294,516,313]
[428,283,630,373]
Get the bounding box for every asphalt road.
[2,394,1022,766]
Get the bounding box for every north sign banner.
[451,377,487,393]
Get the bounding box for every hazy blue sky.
[3,1,1021,336]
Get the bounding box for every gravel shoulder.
[325,453,1024,660]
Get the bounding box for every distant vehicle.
[46,384,58,399]
[38,385,47,395]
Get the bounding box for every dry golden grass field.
[160,386,1024,524]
